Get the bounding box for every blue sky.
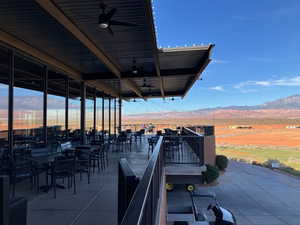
[124,0,300,114]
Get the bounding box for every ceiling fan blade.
[107,27,114,36]
[110,20,137,27]
[106,8,117,20]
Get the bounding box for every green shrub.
[203,164,219,184]
[215,155,229,171]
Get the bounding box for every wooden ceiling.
[0,0,213,99]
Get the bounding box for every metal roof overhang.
[0,0,213,100]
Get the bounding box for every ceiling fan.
[98,1,138,35]
[140,78,154,89]
[131,58,145,75]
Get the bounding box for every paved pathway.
[168,161,300,225]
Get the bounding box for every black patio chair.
[115,134,127,152]
[76,150,92,184]
[90,145,106,173]
[50,157,76,198]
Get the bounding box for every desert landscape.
[124,95,300,171]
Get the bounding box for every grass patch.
[278,167,300,178]
[217,146,300,171]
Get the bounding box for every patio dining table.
[30,153,65,192]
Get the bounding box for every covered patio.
[0,0,213,154]
[0,1,266,225]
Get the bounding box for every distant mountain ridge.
[193,94,300,111]
[124,94,300,119]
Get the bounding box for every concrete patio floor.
[23,138,300,225]
[168,161,300,225]
[27,140,149,225]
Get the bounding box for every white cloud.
[209,86,224,91]
[235,76,300,89]
[255,81,270,86]
[211,59,229,64]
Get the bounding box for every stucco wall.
[203,135,216,165]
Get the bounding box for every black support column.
[65,78,69,139]
[80,81,86,144]
[43,66,48,145]
[8,50,14,155]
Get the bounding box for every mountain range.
[124,94,300,119]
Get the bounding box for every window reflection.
[0,84,8,146]
[47,94,65,142]
[96,97,103,132]
[13,55,44,147]
[0,47,9,149]
[69,98,80,131]
[86,99,94,132]
[104,98,109,134]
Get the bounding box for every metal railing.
[120,136,164,225]
[181,127,205,165]
[120,127,210,225]
[163,135,203,165]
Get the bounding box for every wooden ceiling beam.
[82,68,197,80]
[0,29,120,97]
[146,0,165,98]
[122,78,145,100]
[35,0,143,99]
[182,44,215,98]
[0,29,81,80]
[122,91,183,100]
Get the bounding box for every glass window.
[68,80,81,133]
[69,97,80,132]
[13,55,43,145]
[104,98,109,134]
[86,98,94,132]
[0,47,9,148]
[116,99,120,134]
[47,94,65,142]
[47,73,67,143]
[111,99,116,134]
[96,97,103,131]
